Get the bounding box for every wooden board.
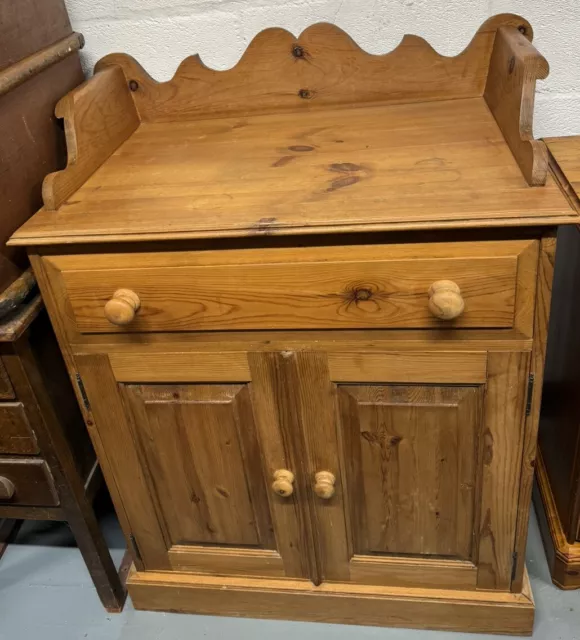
[10,99,576,247]
[52,240,531,333]
[127,566,535,635]
[95,15,531,122]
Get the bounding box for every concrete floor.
[0,498,578,640]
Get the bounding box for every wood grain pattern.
[95,15,530,122]
[10,100,575,246]
[0,402,39,454]
[0,458,58,506]
[328,351,486,383]
[126,566,535,635]
[484,26,549,186]
[476,351,530,590]
[349,556,477,590]
[168,546,285,578]
[49,240,534,333]
[513,234,557,591]
[75,353,170,570]
[545,136,580,213]
[338,385,482,560]
[248,352,317,581]
[108,351,250,382]
[42,65,139,210]
[122,384,271,549]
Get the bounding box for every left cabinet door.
[75,352,306,579]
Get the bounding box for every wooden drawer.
[47,239,537,334]
[0,402,39,454]
[0,458,59,506]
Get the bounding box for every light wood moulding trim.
[484,25,549,186]
[127,566,535,635]
[94,14,530,123]
[42,65,140,211]
[349,556,477,590]
[168,546,286,577]
[0,33,85,98]
[108,351,251,382]
[328,351,487,383]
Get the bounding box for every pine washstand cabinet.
[8,14,580,635]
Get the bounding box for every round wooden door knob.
[428,280,465,320]
[104,289,141,326]
[314,471,336,499]
[272,469,294,497]
[0,476,15,500]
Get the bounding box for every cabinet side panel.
[477,351,530,590]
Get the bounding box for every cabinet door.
[75,353,309,579]
[297,350,531,591]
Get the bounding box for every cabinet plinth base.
[534,451,580,589]
[127,566,535,636]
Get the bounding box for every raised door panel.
[338,385,482,560]
[121,383,282,577]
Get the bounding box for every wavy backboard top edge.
[95,13,534,87]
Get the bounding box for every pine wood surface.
[42,239,538,338]
[11,98,576,247]
[126,566,535,635]
[545,136,580,212]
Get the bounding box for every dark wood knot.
[292,44,305,58]
[353,288,372,301]
[298,88,313,99]
[508,56,515,75]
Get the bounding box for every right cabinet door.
[316,350,531,591]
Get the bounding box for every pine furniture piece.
[533,136,580,589]
[9,13,580,635]
[0,0,129,612]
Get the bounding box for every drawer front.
[0,458,59,506]
[48,240,537,334]
[0,403,39,455]
[0,360,15,400]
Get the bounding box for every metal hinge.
[75,373,90,411]
[511,551,519,582]
[129,534,143,563]
[525,374,535,416]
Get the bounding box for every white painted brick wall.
[64,0,580,136]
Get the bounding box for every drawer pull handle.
[314,471,336,499]
[104,289,141,326]
[272,469,294,497]
[0,476,15,500]
[428,280,465,320]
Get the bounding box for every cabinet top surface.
[10,98,577,246]
[546,136,580,213]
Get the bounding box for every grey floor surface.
[0,498,578,640]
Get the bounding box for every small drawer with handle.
[45,239,538,334]
[0,458,59,506]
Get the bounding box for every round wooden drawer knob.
[272,469,294,497]
[104,289,141,326]
[428,280,465,320]
[314,471,336,499]
[0,476,15,500]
